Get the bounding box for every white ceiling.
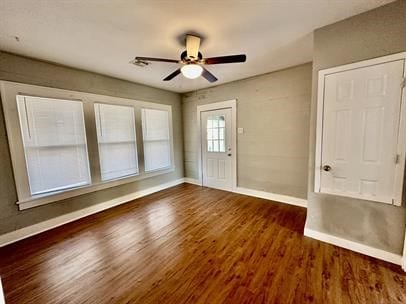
[0,0,393,93]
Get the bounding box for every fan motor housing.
[181,50,203,62]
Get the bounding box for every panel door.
[320,60,404,203]
[201,108,233,191]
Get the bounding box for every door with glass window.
[201,108,232,190]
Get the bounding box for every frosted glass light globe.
[181,64,203,79]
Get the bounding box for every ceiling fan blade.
[163,69,181,81]
[201,67,218,83]
[186,35,201,59]
[204,54,246,65]
[135,56,179,63]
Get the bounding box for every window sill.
[17,166,175,210]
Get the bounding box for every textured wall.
[182,63,312,199]
[305,0,406,254]
[0,51,183,235]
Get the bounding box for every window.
[141,108,171,171]
[207,115,225,152]
[95,103,138,181]
[16,95,91,195]
[1,81,174,209]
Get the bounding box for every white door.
[320,59,404,203]
[201,108,233,191]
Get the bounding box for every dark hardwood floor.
[0,183,405,303]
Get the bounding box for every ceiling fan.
[131,34,246,83]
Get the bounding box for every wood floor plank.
[0,184,405,303]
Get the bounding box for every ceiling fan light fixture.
[134,34,246,82]
[181,64,203,79]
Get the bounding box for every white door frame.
[314,52,406,206]
[196,99,237,190]
[402,233,406,271]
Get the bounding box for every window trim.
[94,102,139,181]
[0,81,175,210]
[141,107,174,173]
[206,115,226,153]
[17,95,92,196]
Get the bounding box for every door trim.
[314,52,406,206]
[197,99,237,191]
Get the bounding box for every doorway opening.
[197,100,237,191]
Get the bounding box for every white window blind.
[16,96,91,195]
[141,108,171,172]
[95,103,138,181]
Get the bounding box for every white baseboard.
[403,257,406,271]
[304,227,402,266]
[0,178,184,247]
[0,277,4,304]
[183,177,202,186]
[235,187,307,208]
[182,178,307,208]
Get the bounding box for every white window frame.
[141,107,174,173]
[314,52,406,206]
[94,102,139,181]
[206,114,227,153]
[17,95,92,195]
[0,81,175,210]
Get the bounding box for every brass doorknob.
[323,165,332,172]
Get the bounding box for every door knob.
[323,165,332,172]
[227,153,232,156]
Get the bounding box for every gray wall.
[305,0,406,255]
[0,51,183,235]
[183,63,312,199]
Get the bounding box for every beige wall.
[183,63,312,199]
[305,0,406,254]
[0,51,183,235]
